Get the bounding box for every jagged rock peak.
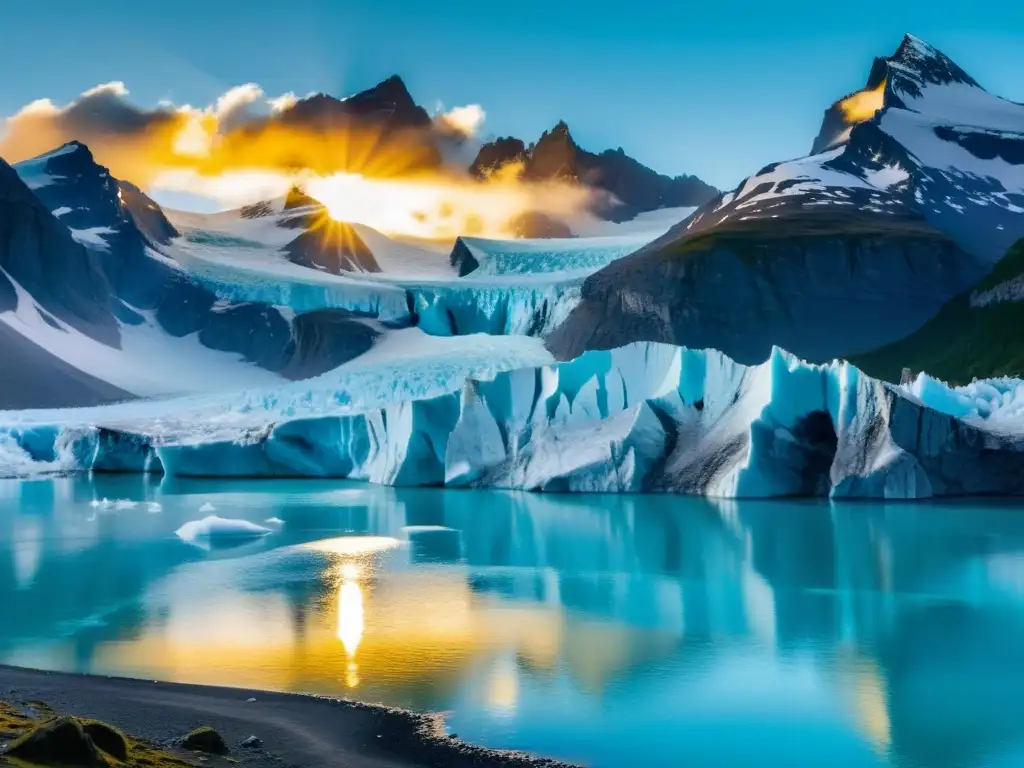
[346,74,418,109]
[889,34,978,88]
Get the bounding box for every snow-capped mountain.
[0,150,127,408]
[471,121,719,223]
[667,34,1024,262]
[3,142,383,407]
[549,35,1023,364]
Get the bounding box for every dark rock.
[239,735,264,749]
[182,726,229,755]
[449,237,480,276]
[284,219,381,274]
[3,716,105,766]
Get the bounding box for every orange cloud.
[0,81,595,239]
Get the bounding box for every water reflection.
[337,567,363,688]
[3,476,1024,767]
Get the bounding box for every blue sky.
[1,0,1022,190]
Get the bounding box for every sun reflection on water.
[335,561,367,688]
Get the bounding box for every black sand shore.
[0,666,578,768]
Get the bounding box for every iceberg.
[175,515,272,547]
[4,342,1024,499]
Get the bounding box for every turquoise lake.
[3,475,1024,767]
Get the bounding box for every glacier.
[3,341,1023,500]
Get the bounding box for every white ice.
[175,515,272,545]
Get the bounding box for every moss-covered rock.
[81,718,129,761]
[181,725,229,755]
[3,715,106,766]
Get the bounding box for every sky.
[0,0,1022,192]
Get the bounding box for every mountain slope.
[669,34,1024,263]
[547,209,981,364]
[853,238,1024,384]
[3,143,383,407]
[471,122,718,221]
[549,35,1021,363]
[1,147,120,345]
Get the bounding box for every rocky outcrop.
[547,209,986,364]
[469,136,528,178]
[117,181,179,245]
[470,122,718,221]
[284,219,382,274]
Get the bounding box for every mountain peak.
[547,120,573,139]
[888,34,978,89]
[348,74,417,110]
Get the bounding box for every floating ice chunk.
[264,517,285,527]
[198,502,216,513]
[175,515,272,548]
[89,499,101,509]
[115,499,137,510]
[148,502,163,513]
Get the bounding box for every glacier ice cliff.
[3,343,1023,500]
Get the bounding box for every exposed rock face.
[449,237,480,277]
[470,122,718,221]
[285,220,382,274]
[117,181,179,245]
[282,75,433,131]
[469,136,528,178]
[547,210,985,364]
[0,152,119,345]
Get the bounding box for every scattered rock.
[246,697,257,703]
[239,735,263,749]
[182,726,229,755]
[81,719,129,761]
[3,716,105,766]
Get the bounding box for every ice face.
[5,341,1024,500]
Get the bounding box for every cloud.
[0,80,443,188]
[434,103,486,138]
[0,81,597,237]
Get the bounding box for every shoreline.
[0,665,579,768]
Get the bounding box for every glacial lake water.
[3,476,1024,767]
